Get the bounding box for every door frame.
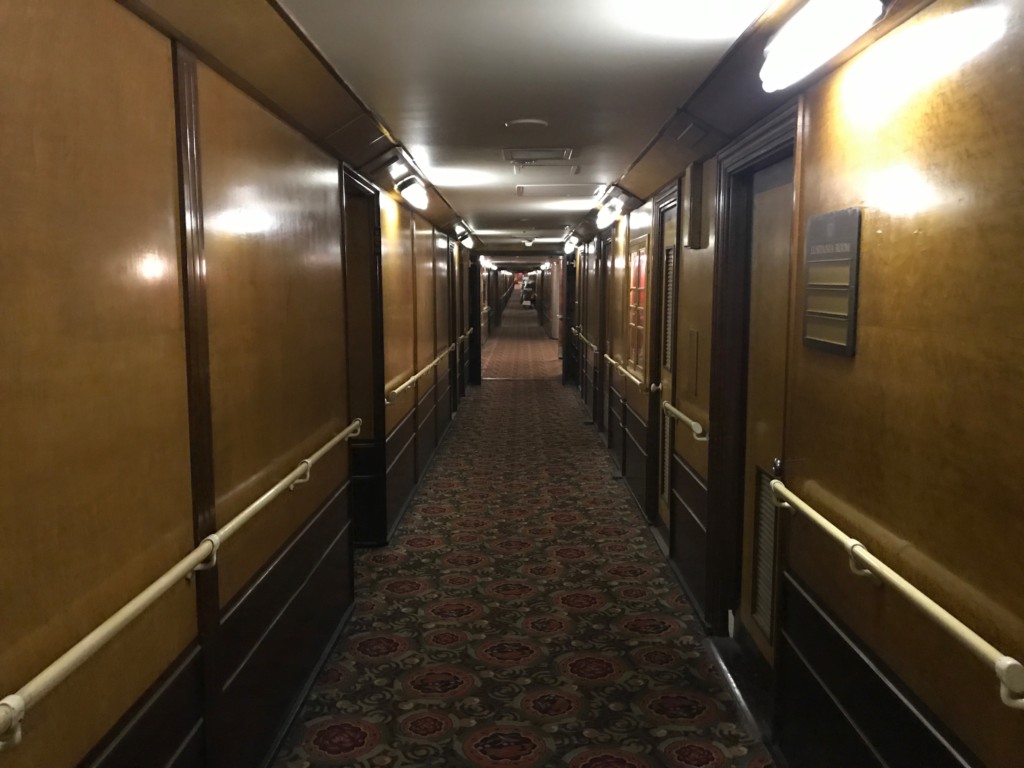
[706,101,798,635]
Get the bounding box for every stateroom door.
[655,198,679,531]
[738,156,794,662]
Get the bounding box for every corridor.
[272,301,774,767]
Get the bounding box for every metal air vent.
[516,184,602,198]
[503,148,573,162]
[752,469,779,637]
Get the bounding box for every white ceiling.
[280,0,773,258]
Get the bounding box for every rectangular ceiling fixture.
[502,148,573,162]
[515,184,602,197]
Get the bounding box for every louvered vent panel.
[751,469,779,636]
[663,246,677,366]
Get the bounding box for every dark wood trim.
[80,644,204,768]
[596,238,611,431]
[218,488,354,768]
[468,258,482,385]
[706,101,798,635]
[171,42,222,764]
[777,573,979,768]
[385,411,417,538]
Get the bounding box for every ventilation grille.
[751,469,779,636]
[663,246,677,367]
[516,184,600,198]
[503,147,573,162]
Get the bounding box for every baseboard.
[776,573,979,768]
[79,643,204,768]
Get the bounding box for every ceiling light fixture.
[388,161,410,180]
[760,0,885,93]
[563,235,580,255]
[396,177,429,210]
[504,118,550,128]
[523,239,535,247]
[595,197,625,230]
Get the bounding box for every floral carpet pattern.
[274,304,773,767]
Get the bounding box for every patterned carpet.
[482,293,561,381]
[273,301,774,767]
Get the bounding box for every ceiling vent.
[516,183,603,197]
[502,148,573,162]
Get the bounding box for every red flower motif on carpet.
[569,749,653,768]
[554,591,608,612]
[605,563,654,580]
[620,614,681,638]
[404,666,475,698]
[464,726,546,767]
[560,653,624,684]
[477,639,541,667]
[352,634,409,659]
[522,615,570,634]
[425,600,483,622]
[644,691,714,724]
[486,581,536,600]
[305,718,380,759]
[664,740,725,768]
[399,711,452,740]
[521,690,579,719]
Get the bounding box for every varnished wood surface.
[197,64,349,604]
[672,160,718,479]
[123,0,365,144]
[787,1,1024,763]
[0,3,196,766]
[414,215,437,402]
[381,196,417,432]
[738,158,794,663]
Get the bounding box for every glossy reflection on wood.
[672,160,717,479]
[197,64,348,605]
[787,1,1024,763]
[0,3,196,767]
[382,195,417,433]
[414,215,437,401]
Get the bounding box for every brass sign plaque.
[803,208,861,356]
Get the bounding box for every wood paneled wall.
[197,63,349,604]
[786,1,1024,763]
[381,196,416,432]
[0,4,196,766]
[672,161,717,480]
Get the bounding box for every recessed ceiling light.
[505,118,549,128]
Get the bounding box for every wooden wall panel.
[0,3,196,766]
[381,195,416,432]
[672,160,718,480]
[786,2,1024,763]
[414,215,436,396]
[435,235,451,356]
[197,64,348,605]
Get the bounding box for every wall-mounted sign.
[803,208,861,356]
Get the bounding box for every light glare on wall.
[207,205,276,235]
[136,252,169,282]
[760,0,883,93]
[842,5,1009,129]
[863,164,942,217]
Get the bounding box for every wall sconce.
[563,234,580,255]
[760,0,885,93]
[396,176,429,210]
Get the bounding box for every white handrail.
[662,400,708,442]
[770,479,1024,711]
[385,348,453,405]
[572,326,598,352]
[603,353,644,389]
[0,417,363,750]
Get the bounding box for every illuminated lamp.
[396,176,429,210]
[760,0,884,93]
